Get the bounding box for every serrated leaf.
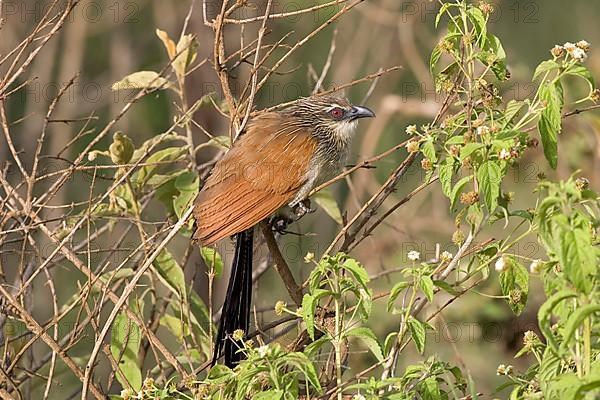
[419,275,435,303]
[467,6,487,48]
[538,81,564,169]
[477,161,502,212]
[313,189,342,225]
[407,316,427,354]
[533,60,560,81]
[342,258,370,290]
[565,64,595,89]
[388,281,410,312]
[439,157,455,198]
[503,100,526,128]
[559,225,594,294]
[498,256,529,315]
[112,71,173,91]
[345,327,384,362]
[421,138,437,163]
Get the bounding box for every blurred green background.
[2,0,600,397]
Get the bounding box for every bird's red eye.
[329,107,344,119]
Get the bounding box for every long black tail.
[212,228,253,367]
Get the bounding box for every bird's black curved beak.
[348,105,375,121]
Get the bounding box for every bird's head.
[285,95,375,141]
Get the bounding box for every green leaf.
[303,334,331,357]
[423,376,442,400]
[459,143,484,161]
[342,258,370,290]
[433,280,460,296]
[482,33,508,80]
[112,71,173,91]
[419,275,435,303]
[537,81,564,169]
[313,189,343,225]
[498,256,529,315]
[200,247,224,278]
[301,294,316,341]
[345,327,384,362]
[282,352,322,393]
[160,314,188,339]
[421,138,438,163]
[173,171,199,219]
[565,64,595,89]
[407,316,427,354]
[111,303,142,391]
[477,161,502,212]
[559,304,600,354]
[152,249,186,299]
[559,224,595,294]
[430,44,442,78]
[537,290,577,353]
[439,157,455,198]
[450,175,472,209]
[467,6,487,48]
[387,281,410,312]
[253,390,284,400]
[533,60,560,81]
[503,100,526,128]
[132,147,188,188]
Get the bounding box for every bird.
[193,94,375,367]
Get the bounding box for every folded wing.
[193,113,316,245]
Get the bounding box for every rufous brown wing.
[193,112,317,245]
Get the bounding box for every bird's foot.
[292,199,315,220]
[269,214,294,235]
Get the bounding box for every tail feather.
[212,228,254,367]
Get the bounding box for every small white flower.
[577,40,591,51]
[529,259,542,274]
[257,345,269,357]
[476,125,490,136]
[408,250,421,261]
[564,42,577,53]
[495,256,508,272]
[499,148,512,160]
[406,124,418,135]
[572,47,587,61]
[496,364,513,376]
[304,252,315,263]
[440,251,453,262]
[352,395,366,400]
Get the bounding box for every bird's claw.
[269,215,294,235]
[293,199,315,219]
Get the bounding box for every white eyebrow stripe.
[325,104,344,112]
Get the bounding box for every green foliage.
[104,2,600,400]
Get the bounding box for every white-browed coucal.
[193,95,374,367]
